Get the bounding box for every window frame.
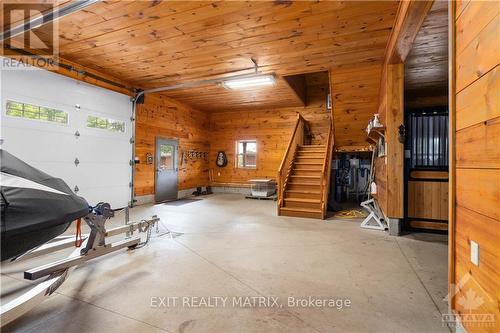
[85,114,126,133]
[5,100,69,126]
[235,139,257,169]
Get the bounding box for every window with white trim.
[86,115,125,133]
[236,140,257,169]
[6,100,68,124]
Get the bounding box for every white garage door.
[0,64,132,209]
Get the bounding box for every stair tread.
[288,182,319,186]
[294,162,322,164]
[298,149,325,151]
[280,207,322,213]
[296,154,324,156]
[290,175,321,178]
[298,150,325,152]
[286,190,321,194]
[284,198,321,203]
[298,151,325,154]
[298,151,325,153]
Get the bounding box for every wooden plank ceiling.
[405,1,448,108]
[41,0,399,111]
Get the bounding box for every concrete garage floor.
[1,194,449,333]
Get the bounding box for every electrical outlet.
[217,172,221,177]
[470,240,479,266]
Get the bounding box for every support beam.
[385,0,434,64]
[384,63,404,218]
[283,74,307,106]
[372,1,432,220]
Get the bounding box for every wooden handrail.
[320,121,334,218]
[277,113,307,212]
[321,122,332,178]
[278,113,303,173]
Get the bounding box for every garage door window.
[6,100,68,124]
[86,115,125,133]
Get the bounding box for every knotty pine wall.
[330,63,383,151]
[373,63,404,219]
[451,2,499,331]
[134,93,210,196]
[208,76,330,184]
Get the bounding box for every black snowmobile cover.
[1,149,89,261]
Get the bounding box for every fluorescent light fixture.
[222,74,276,89]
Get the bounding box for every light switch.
[471,240,479,266]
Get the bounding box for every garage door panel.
[77,163,130,188]
[1,127,77,163]
[1,59,132,208]
[77,186,130,208]
[75,135,131,164]
[1,116,75,137]
[4,70,82,108]
[25,162,81,189]
[73,83,131,117]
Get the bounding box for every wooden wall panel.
[455,0,470,20]
[208,75,330,184]
[455,15,499,92]
[455,1,499,55]
[134,94,210,196]
[408,181,448,220]
[456,169,500,221]
[373,157,387,215]
[330,64,383,149]
[456,207,500,293]
[452,5,499,331]
[456,66,499,131]
[456,117,500,169]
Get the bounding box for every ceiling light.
[222,74,276,90]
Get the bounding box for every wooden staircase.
[277,114,333,219]
[280,144,326,218]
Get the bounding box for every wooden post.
[385,63,405,219]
